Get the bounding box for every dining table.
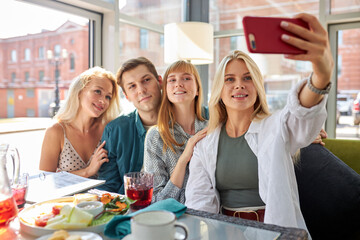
[6,206,308,240]
[3,172,308,240]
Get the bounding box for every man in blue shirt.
[97,57,162,194]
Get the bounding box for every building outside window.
[11,72,16,83]
[38,47,45,59]
[338,55,342,77]
[140,29,149,49]
[54,44,61,57]
[25,71,29,82]
[70,53,75,71]
[24,48,31,61]
[11,50,17,62]
[39,70,44,82]
[26,108,35,117]
[26,89,35,98]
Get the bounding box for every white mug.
[131,210,188,240]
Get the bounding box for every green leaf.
[90,212,115,226]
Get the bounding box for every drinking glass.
[11,173,29,209]
[124,172,154,211]
[0,144,18,227]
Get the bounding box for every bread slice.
[73,193,99,205]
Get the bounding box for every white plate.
[123,234,135,240]
[19,196,127,237]
[36,231,102,240]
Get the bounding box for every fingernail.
[281,34,290,41]
[281,21,289,28]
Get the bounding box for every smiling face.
[122,64,162,114]
[79,76,113,118]
[220,59,257,115]
[166,71,198,106]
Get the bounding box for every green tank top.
[215,125,264,208]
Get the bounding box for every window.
[39,70,44,82]
[24,48,31,61]
[230,36,237,50]
[26,89,35,98]
[70,53,75,71]
[160,34,164,47]
[331,0,360,14]
[337,55,342,77]
[140,29,149,49]
[54,44,61,57]
[70,39,75,45]
[26,109,35,117]
[11,50,17,62]
[25,71,29,82]
[38,47,45,59]
[11,72,16,83]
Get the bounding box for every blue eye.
[244,76,252,81]
[95,89,101,94]
[106,95,112,100]
[184,77,191,81]
[167,78,175,82]
[225,77,234,82]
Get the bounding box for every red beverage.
[0,196,18,226]
[126,187,153,211]
[12,186,27,209]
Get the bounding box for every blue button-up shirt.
[97,110,146,194]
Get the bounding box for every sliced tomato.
[52,206,61,215]
[35,213,55,227]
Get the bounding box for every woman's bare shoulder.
[45,122,64,138]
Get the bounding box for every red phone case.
[242,16,309,54]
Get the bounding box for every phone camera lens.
[251,40,256,50]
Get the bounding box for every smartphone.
[242,16,309,54]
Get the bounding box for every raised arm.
[280,13,334,108]
[39,124,63,172]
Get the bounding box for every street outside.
[336,115,360,139]
[0,115,359,175]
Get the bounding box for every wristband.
[306,73,331,95]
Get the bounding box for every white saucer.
[122,232,185,240]
[36,231,102,240]
[123,234,135,240]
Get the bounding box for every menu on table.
[26,171,105,203]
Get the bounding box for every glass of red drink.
[0,194,18,227]
[124,172,154,211]
[11,173,29,209]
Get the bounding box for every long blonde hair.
[55,66,120,124]
[208,50,270,133]
[158,60,205,152]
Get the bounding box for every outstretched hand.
[280,13,334,89]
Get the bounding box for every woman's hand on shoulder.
[180,127,208,165]
[280,13,334,87]
[85,141,109,177]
